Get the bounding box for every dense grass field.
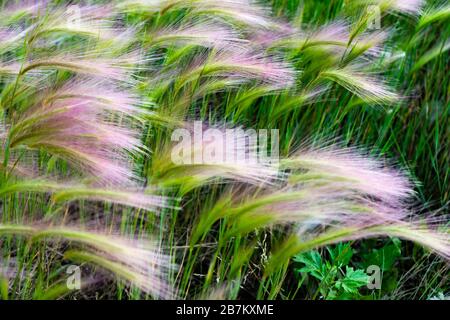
[0,0,448,300]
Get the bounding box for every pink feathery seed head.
[76,3,115,20]
[320,65,399,103]
[348,0,424,16]
[118,0,272,24]
[0,26,35,51]
[43,16,115,42]
[221,182,447,261]
[280,191,441,250]
[274,21,350,55]
[191,0,274,28]
[45,79,150,118]
[0,1,47,19]
[114,191,174,211]
[11,96,145,186]
[152,21,247,49]
[0,61,22,76]
[111,26,139,45]
[83,156,138,186]
[293,220,449,261]
[391,0,424,14]
[115,0,163,13]
[212,49,296,88]
[249,27,294,47]
[32,223,177,299]
[36,6,137,47]
[313,21,350,44]
[110,240,177,299]
[260,185,408,229]
[53,183,174,212]
[0,29,17,43]
[273,21,350,51]
[289,145,415,205]
[22,49,145,84]
[169,122,281,186]
[38,4,136,46]
[56,147,139,186]
[70,226,178,298]
[354,30,390,58]
[75,58,135,83]
[56,117,143,155]
[315,220,449,261]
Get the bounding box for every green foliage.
[293,243,370,299]
[362,239,402,272]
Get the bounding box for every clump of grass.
[0,0,448,300]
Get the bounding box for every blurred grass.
[0,0,448,300]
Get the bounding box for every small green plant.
[293,243,370,300]
[359,239,402,294]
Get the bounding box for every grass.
[0,0,448,300]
